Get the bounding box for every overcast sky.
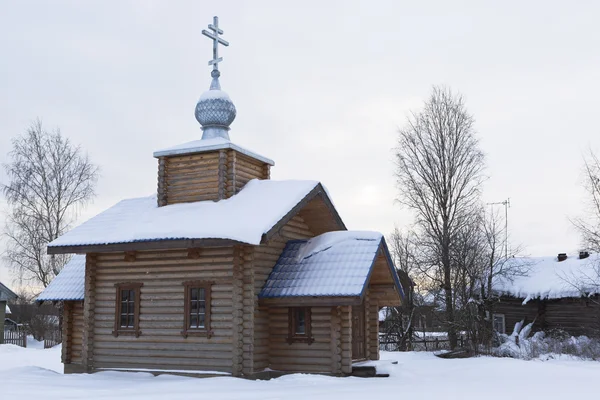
[1,1,599,284]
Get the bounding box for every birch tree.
[395,86,485,348]
[2,120,99,288]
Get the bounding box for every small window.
[182,281,212,338]
[493,313,506,334]
[113,282,142,337]
[288,307,313,344]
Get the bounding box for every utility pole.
[487,198,511,259]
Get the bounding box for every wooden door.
[352,304,366,360]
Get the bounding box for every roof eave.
[153,141,275,166]
[47,237,247,255]
[258,296,363,307]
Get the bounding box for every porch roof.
[258,231,404,301]
[37,255,86,302]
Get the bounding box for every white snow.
[1,344,599,400]
[5,304,11,314]
[495,253,600,300]
[48,179,321,248]
[199,89,232,101]
[37,255,86,301]
[294,231,382,262]
[153,136,275,165]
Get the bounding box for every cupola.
[153,16,273,206]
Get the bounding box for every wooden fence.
[380,335,466,352]
[3,330,27,347]
[44,331,62,349]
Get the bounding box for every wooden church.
[38,17,404,378]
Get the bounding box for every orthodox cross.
[202,16,229,75]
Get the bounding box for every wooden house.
[0,282,18,343]
[493,252,600,337]
[38,17,404,378]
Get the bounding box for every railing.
[380,335,465,352]
[3,330,27,347]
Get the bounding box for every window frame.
[287,307,313,344]
[182,280,213,338]
[492,313,506,334]
[113,282,143,338]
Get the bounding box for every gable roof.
[0,282,18,302]
[37,255,86,302]
[259,231,404,301]
[494,253,600,301]
[48,179,345,254]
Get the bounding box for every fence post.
[460,336,464,348]
[435,338,439,350]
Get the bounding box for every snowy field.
[1,344,599,400]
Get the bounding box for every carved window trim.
[113,282,143,337]
[288,307,313,344]
[182,280,213,338]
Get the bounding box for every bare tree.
[572,150,600,252]
[2,119,99,288]
[395,86,485,349]
[384,227,418,350]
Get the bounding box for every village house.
[493,252,600,337]
[37,17,404,378]
[0,282,18,343]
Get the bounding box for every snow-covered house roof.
[0,282,17,302]
[259,231,404,300]
[494,253,600,301]
[48,179,344,253]
[5,304,11,314]
[37,255,86,302]
[153,137,274,166]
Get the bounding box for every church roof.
[153,137,274,166]
[37,255,86,302]
[48,179,341,252]
[259,231,404,299]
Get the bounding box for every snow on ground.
[1,344,599,400]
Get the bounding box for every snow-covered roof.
[153,137,274,166]
[259,231,403,298]
[5,304,11,314]
[48,180,323,249]
[37,255,86,302]
[494,253,600,301]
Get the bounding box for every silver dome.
[194,72,236,140]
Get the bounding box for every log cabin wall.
[365,290,380,361]
[543,298,600,336]
[267,306,340,374]
[62,300,85,371]
[250,215,314,374]
[157,150,270,206]
[496,296,600,336]
[494,297,541,334]
[87,247,236,374]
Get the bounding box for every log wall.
[88,248,236,373]
[495,296,600,336]
[544,298,600,336]
[63,300,84,366]
[157,150,270,205]
[267,306,338,373]
[251,216,314,374]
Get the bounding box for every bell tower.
[153,16,273,206]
